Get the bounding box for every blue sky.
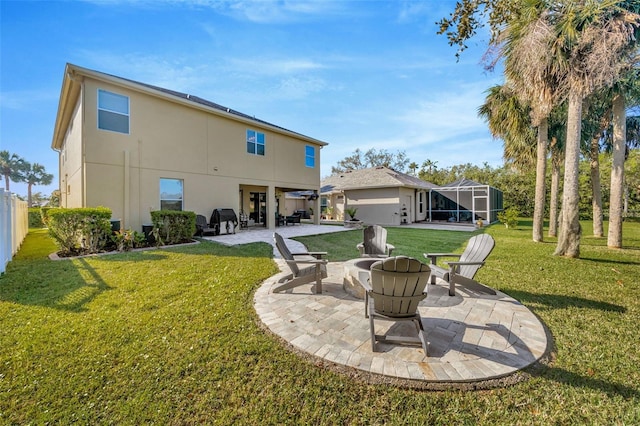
[1,0,503,199]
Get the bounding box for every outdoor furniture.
[239,212,249,229]
[195,214,216,236]
[357,225,395,258]
[285,213,302,225]
[363,256,430,355]
[272,232,328,294]
[210,208,238,235]
[424,233,496,296]
[275,213,285,227]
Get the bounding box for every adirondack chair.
[424,233,496,296]
[357,225,395,258]
[362,256,430,355]
[272,232,328,294]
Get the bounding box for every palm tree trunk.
[554,91,583,258]
[608,93,626,248]
[548,147,561,238]
[533,118,548,242]
[4,175,9,191]
[27,183,33,208]
[589,136,603,237]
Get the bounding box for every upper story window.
[160,178,183,211]
[246,130,265,156]
[305,145,315,168]
[98,89,129,134]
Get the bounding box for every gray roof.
[63,63,326,145]
[321,166,437,193]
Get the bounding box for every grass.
[1,222,639,424]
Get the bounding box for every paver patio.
[206,225,551,388]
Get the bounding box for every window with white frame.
[98,89,130,134]
[305,145,315,168]
[246,130,265,156]
[160,178,183,211]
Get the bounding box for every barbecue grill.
[210,208,238,235]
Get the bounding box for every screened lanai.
[429,178,503,224]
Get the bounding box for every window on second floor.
[98,89,130,134]
[305,145,315,168]
[247,130,265,156]
[160,178,183,211]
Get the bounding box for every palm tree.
[607,69,640,247]
[545,1,639,257]
[0,150,27,191]
[495,1,564,244]
[23,162,53,207]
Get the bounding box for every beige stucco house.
[51,63,327,232]
[321,166,437,226]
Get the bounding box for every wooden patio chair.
[272,232,328,294]
[363,256,430,355]
[357,225,395,258]
[423,233,496,296]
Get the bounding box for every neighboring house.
[320,166,438,226]
[51,63,327,232]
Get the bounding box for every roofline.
[51,63,329,150]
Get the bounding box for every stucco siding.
[346,187,401,226]
[60,92,84,208]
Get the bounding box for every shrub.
[47,207,112,256]
[28,208,44,228]
[40,207,52,227]
[498,207,519,229]
[345,207,358,221]
[150,210,196,246]
[112,229,147,252]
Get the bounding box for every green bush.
[47,207,112,256]
[497,207,520,229]
[112,229,147,252]
[28,208,44,228]
[40,207,52,227]
[150,210,196,246]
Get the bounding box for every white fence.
[1,189,29,274]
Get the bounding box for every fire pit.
[342,258,381,299]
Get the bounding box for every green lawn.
[1,222,639,424]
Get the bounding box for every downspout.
[123,150,130,229]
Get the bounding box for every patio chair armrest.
[423,253,461,264]
[356,243,365,255]
[446,260,485,267]
[287,258,327,265]
[307,251,328,259]
[386,244,395,255]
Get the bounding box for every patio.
[205,225,550,389]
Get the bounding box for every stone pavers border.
[254,261,553,390]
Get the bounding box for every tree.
[0,150,27,191]
[23,162,53,207]
[331,148,409,175]
[607,70,640,247]
[440,0,640,257]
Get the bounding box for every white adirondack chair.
[424,233,496,296]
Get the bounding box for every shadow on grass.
[580,257,640,266]
[531,364,640,399]
[0,257,112,312]
[502,288,626,313]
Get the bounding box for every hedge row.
[45,208,196,256]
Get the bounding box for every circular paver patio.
[254,261,550,388]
